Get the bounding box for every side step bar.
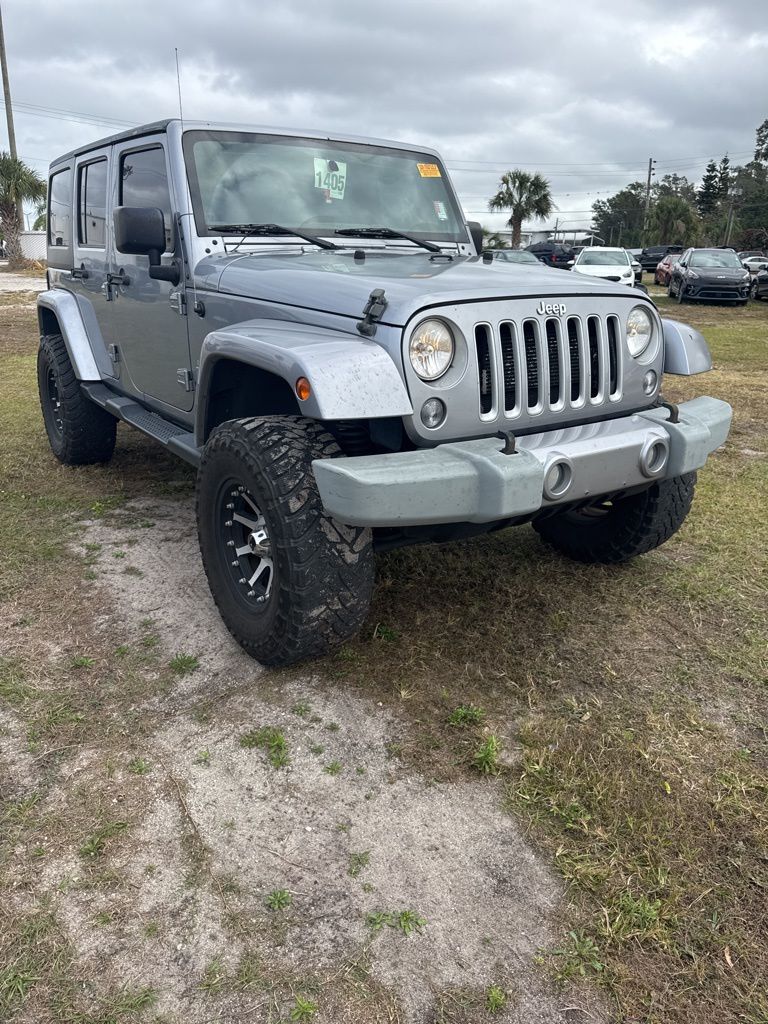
[81,382,201,468]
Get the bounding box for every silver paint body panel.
[313,396,733,527]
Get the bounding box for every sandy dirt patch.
[26,498,609,1022]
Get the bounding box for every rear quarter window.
[49,167,73,248]
[48,166,73,269]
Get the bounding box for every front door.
[108,138,193,413]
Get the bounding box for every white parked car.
[742,255,768,274]
[570,246,636,286]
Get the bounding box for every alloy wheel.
[46,367,64,434]
[217,480,274,608]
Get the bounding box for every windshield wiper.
[208,223,340,251]
[334,227,441,253]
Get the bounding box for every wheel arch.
[199,358,303,442]
[195,319,412,445]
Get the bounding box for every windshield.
[689,250,744,269]
[183,131,467,244]
[578,249,629,266]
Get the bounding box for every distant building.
[20,231,46,261]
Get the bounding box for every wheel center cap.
[248,528,269,556]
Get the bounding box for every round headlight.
[408,319,454,380]
[626,306,653,358]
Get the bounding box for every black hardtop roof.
[50,120,174,167]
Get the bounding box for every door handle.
[70,264,89,280]
[106,269,131,287]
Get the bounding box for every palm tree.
[647,195,701,247]
[488,170,554,248]
[0,153,46,267]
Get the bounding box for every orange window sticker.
[417,162,441,178]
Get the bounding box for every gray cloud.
[6,0,767,231]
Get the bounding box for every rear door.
[108,137,193,413]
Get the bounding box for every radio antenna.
[174,47,184,127]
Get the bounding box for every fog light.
[642,369,658,395]
[639,436,669,477]
[543,457,573,500]
[420,397,446,429]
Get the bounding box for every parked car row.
[485,241,766,306]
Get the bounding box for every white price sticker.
[314,158,347,200]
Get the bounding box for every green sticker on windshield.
[314,158,346,201]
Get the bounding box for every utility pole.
[0,3,23,225]
[642,156,656,240]
[723,201,735,247]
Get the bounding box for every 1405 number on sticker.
[314,158,347,200]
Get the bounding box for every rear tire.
[37,333,117,465]
[533,474,696,564]
[196,416,375,667]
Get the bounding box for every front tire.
[196,416,375,667]
[533,474,696,564]
[37,333,117,465]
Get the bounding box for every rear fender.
[37,289,101,380]
[195,320,412,445]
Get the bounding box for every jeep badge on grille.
[536,301,567,315]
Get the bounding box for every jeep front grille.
[474,314,622,419]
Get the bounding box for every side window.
[119,146,172,251]
[78,159,107,247]
[48,168,73,247]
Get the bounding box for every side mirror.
[113,207,180,285]
[567,260,575,267]
[466,220,484,256]
[760,264,768,272]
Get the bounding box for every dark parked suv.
[639,244,684,272]
[668,248,751,305]
[525,241,576,270]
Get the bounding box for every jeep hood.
[195,250,640,327]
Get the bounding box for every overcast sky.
[5,0,767,234]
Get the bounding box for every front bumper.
[682,280,749,301]
[313,397,732,527]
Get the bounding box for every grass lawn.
[1,284,766,1023]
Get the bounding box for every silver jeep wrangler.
[38,119,732,665]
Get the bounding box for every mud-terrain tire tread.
[37,333,117,464]
[197,416,375,666]
[533,473,696,564]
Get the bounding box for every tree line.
[592,118,768,249]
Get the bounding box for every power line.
[0,99,136,129]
